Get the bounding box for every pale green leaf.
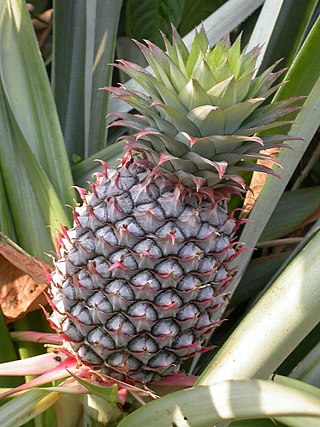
[0,389,60,427]
[187,105,225,135]
[156,103,201,136]
[207,75,233,99]
[152,78,188,113]
[185,27,209,76]
[227,34,242,77]
[191,59,216,90]
[0,81,70,257]
[119,379,320,427]
[197,226,320,385]
[178,79,212,110]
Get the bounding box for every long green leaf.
[190,23,320,373]
[230,421,286,427]
[248,0,318,72]
[0,389,60,427]
[273,376,320,427]
[228,15,320,296]
[0,169,16,240]
[197,226,320,385]
[52,0,123,159]
[0,0,74,208]
[0,80,70,256]
[279,322,320,377]
[119,379,320,427]
[289,342,320,387]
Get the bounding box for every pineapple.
[50,28,297,384]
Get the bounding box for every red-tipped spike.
[72,209,81,227]
[72,186,87,203]
[94,159,109,177]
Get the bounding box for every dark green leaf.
[0,309,22,388]
[0,171,16,240]
[0,0,74,209]
[126,0,186,47]
[179,0,225,37]
[67,371,118,403]
[53,0,123,159]
[231,253,289,306]
[258,0,319,72]
[0,80,70,257]
[72,140,126,187]
[260,187,320,242]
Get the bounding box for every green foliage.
[126,0,185,46]
[179,0,226,36]
[53,0,123,160]
[119,379,320,426]
[0,0,320,425]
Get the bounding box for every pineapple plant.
[49,27,299,384]
[2,1,320,425]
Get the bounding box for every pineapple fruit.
[50,28,297,384]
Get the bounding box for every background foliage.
[0,0,319,426]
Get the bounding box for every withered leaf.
[0,242,53,323]
[243,148,280,216]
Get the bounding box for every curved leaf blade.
[53,0,123,158]
[0,81,71,256]
[0,389,60,427]
[197,226,320,385]
[119,379,320,426]
[0,0,74,208]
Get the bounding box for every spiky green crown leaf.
[105,27,301,192]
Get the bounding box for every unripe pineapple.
[50,28,298,384]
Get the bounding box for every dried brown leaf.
[243,148,280,216]
[0,242,53,323]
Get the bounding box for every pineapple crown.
[105,27,301,193]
